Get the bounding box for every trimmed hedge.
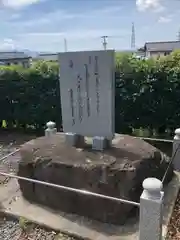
[0,62,61,133]
[1,52,180,136]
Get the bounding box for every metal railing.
[0,170,140,207]
[0,135,175,207]
[136,136,173,143]
[0,149,165,240]
[0,148,20,163]
[0,130,176,240]
[0,135,175,206]
[162,142,180,184]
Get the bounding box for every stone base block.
[65,133,84,148]
[92,137,111,151]
[18,133,173,225]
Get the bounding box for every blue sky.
[0,0,180,52]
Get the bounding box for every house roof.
[36,53,58,61]
[0,51,30,60]
[39,53,58,56]
[145,41,180,52]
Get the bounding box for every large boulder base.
[18,133,173,225]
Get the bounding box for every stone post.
[45,121,57,137]
[173,128,180,171]
[65,133,85,148]
[92,137,111,151]
[139,178,164,240]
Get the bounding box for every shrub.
[1,53,180,137]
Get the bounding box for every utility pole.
[64,38,67,52]
[131,22,136,50]
[101,36,108,50]
[177,29,180,41]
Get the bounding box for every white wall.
[145,51,171,58]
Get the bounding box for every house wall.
[145,51,171,58]
[36,54,58,62]
[0,58,31,68]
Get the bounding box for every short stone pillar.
[45,121,57,137]
[65,133,85,148]
[173,128,180,171]
[139,178,164,240]
[92,137,111,151]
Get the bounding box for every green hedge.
[1,52,180,136]
[0,61,61,133]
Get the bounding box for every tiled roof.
[0,51,30,60]
[145,41,180,52]
[39,53,58,56]
[37,53,58,61]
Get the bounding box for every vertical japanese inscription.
[84,64,90,117]
[60,50,114,138]
[69,89,75,126]
[77,75,83,122]
[68,60,75,126]
[94,56,100,114]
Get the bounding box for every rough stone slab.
[18,133,173,224]
[0,173,179,240]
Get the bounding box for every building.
[35,53,58,62]
[136,47,146,58]
[0,51,31,68]
[143,41,180,58]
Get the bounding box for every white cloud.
[0,0,41,9]
[136,0,165,12]
[0,38,16,50]
[158,15,172,23]
[13,27,130,51]
[12,6,123,28]
[21,28,129,40]
[10,13,21,20]
[15,10,75,27]
[0,4,128,51]
[90,6,123,15]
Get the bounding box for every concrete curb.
[162,171,180,239]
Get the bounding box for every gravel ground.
[0,133,79,240]
[0,132,34,184]
[0,215,77,240]
[166,190,180,240]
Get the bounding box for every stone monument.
[59,50,115,150]
[17,50,173,225]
